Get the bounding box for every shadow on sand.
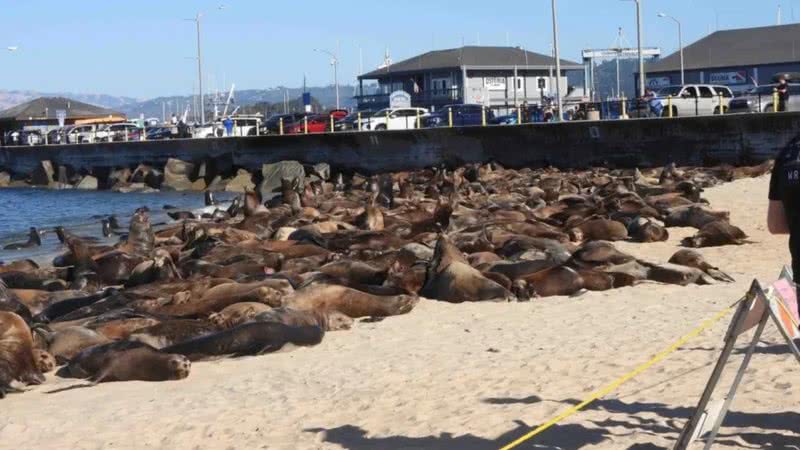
[306,396,800,449]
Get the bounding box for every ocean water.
[0,188,234,264]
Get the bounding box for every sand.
[2,175,798,450]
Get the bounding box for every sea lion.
[420,236,515,303]
[0,259,40,274]
[284,284,418,318]
[129,319,219,349]
[3,227,41,250]
[162,322,324,361]
[91,347,190,383]
[47,326,111,363]
[209,302,272,329]
[522,266,585,297]
[682,221,749,248]
[664,205,729,229]
[88,317,161,340]
[254,307,353,331]
[668,249,735,282]
[627,218,669,243]
[0,312,45,397]
[570,241,635,268]
[0,279,34,324]
[138,282,284,318]
[33,349,56,373]
[61,341,190,383]
[571,218,628,242]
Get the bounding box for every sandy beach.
[1,174,798,449]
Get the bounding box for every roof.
[0,97,124,121]
[360,46,582,79]
[646,23,800,74]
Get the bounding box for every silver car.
[728,84,800,113]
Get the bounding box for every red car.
[285,114,331,134]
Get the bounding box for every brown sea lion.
[88,317,161,340]
[522,266,585,297]
[570,241,635,268]
[682,221,749,248]
[664,205,729,229]
[254,307,353,331]
[47,326,111,363]
[0,312,45,397]
[0,259,39,274]
[137,282,285,318]
[668,249,735,282]
[209,302,273,329]
[420,236,515,303]
[571,218,628,242]
[284,284,418,318]
[129,319,219,349]
[627,218,670,243]
[91,347,190,383]
[162,322,325,361]
[33,349,56,373]
[61,341,190,383]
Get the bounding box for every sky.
[0,0,796,99]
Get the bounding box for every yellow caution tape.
[498,301,741,450]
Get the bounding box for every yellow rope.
[498,303,740,450]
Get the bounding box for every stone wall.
[0,112,796,191]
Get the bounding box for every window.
[681,87,698,98]
[714,87,733,98]
[698,86,714,98]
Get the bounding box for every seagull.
[6,46,18,52]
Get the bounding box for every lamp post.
[623,0,646,97]
[658,12,684,86]
[314,48,340,109]
[551,0,563,122]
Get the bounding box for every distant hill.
[0,85,358,120]
[118,85,358,119]
[0,90,139,112]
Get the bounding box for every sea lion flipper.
[706,268,735,283]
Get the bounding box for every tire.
[374,124,387,131]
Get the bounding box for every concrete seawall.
[1,112,797,177]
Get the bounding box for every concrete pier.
[1,113,796,178]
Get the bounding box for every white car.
[193,115,263,138]
[96,123,141,142]
[364,107,429,130]
[652,84,733,117]
[66,125,98,144]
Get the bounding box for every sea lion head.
[165,354,191,380]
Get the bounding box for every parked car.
[46,128,65,144]
[95,123,141,142]
[263,113,308,134]
[651,84,732,117]
[194,115,263,138]
[285,114,330,134]
[728,83,800,113]
[3,130,43,146]
[65,125,98,143]
[491,114,518,125]
[364,107,429,130]
[146,126,175,140]
[334,111,374,131]
[424,104,493,128]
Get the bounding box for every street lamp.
[623,0,646,97]
[658,12,684,86]
[551,0,563,122]
[185,13,205,124]
[314,48,340,109]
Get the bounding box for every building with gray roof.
[0,97,125,134]
[356,46,583,112]
[639,23,800,94]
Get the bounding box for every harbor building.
[0,97,126,135]
[356,46,583,112]
[640,23,800,95]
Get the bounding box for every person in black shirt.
[776,76,790,112]
[768,138,800,281]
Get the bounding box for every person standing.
[777,76,790,112]
[768,138,800,286]
[170,114,178,125]
[223,116,234,137]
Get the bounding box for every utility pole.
[635,0,645,97]
[658,12,684,85]
[552,0,563,121]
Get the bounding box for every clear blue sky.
[0,0,794,99]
